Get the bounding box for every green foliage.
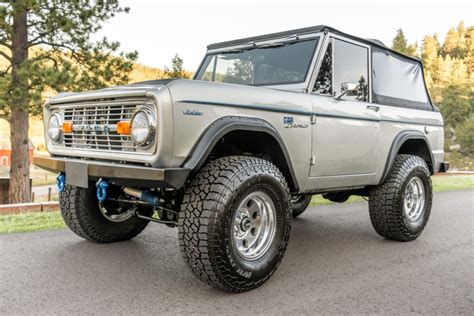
[0,0,138,119]
[392,29,408,53]
[406,21,473,162]
[164,53,191,79]
[439,84,473,128]
[391,28,418,57]
[456,116,474,154]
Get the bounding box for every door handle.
[366,105,380,112]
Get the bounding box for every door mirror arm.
[334,90,347,100]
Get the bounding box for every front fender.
[182,116,299,191]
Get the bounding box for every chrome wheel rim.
[403,176,425,222]
[232,191,277,260]
[99,203,134,222]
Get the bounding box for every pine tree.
[406,42,419,57]
[438,55,454,85]
[465,26,474,77]
[164,54,191,79]
[0,1,137,203]
[391,29,409,54]
[439,84,472,128]
[442,27,460,57]
[456,115,474,154]
[422,35,441,85]
[450,58,468,83]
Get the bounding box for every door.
[309,36,380,188]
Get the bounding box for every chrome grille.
[57,98,150,153]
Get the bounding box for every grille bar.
[53,98,151,153]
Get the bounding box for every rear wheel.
[369,154,433,241]
[178,156,292,292]
[291,195,312,218]
[59,184,150,243]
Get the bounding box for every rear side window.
[372,48,432,110]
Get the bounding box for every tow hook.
[96,178,109,203]
[56,173,66,193]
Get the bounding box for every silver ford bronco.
[35,25,449,292]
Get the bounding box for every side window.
[313,41,332,95]
[333,39,369,102]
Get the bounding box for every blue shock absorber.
[56,173,66,193]
[96,178,109,203]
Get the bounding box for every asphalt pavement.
[1,189,473,315]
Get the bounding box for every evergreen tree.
[391,28,409,54]
[455,21,468,58]
[164,54,191,79]
[465,26,474,77]
[422,35,441,85]
[456,115,474,154]
[442,27,460,57]
[439,84,472,128]
[391,28,418,57]
[406,42,419,57]
[0,1,137,203]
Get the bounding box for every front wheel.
[60,184,151,243]
[178,156,292,292]
[369,154,433,241]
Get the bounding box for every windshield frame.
[194,33,323,91]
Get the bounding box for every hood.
[48,79,183,105]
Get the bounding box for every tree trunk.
[8,3,30,204]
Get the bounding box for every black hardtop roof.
[207,25,421,62]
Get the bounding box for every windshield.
[195,38,319,86]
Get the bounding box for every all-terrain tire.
[60,184,150,243]
[369,154,433,242]
[178,156,292,292]
[291,195,312,218]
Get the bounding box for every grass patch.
[0,211,65,234]
[310,195,364,206]
[432,175,474,192]
[0,175,472,235]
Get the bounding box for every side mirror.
[334,81,360,100]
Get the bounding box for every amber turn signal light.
[63,122,73,133]
[117,121,131,135]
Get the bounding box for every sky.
[95,0,474,71]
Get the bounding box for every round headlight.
[131,110,155,146]
[48,112,63,142]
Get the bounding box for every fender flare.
[182,116,299,191]
[380,130,434,183]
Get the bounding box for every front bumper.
[33,156,189,189]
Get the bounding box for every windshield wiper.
[258,42,287,49]
[219,40,297,54]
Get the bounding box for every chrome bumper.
[33,156,189,189]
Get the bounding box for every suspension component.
[133,211,177,226]
[123,187,160,206]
